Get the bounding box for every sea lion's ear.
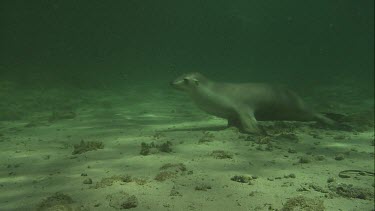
[193,79,199,85]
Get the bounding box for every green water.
[0,1,374,210]
[1,0,373,86]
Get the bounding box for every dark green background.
[0,0,373,87]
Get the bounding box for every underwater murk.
[0,1,374,210]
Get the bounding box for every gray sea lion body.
[170,72,334,134]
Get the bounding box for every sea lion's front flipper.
[236,109,262,134]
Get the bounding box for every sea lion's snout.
[169,79,179,87]
[170,79,184,91]
[170,72,205,92]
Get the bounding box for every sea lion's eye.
[193,79,199,85]
[183,78,189,84]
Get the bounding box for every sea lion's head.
[170,72,208,92]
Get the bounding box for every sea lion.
[170,72,334,134]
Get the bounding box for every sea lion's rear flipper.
[322,112,347,122]
[314,113,353,131]
[314,113,335,125]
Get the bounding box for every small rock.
[107,192,138,209]
[315,155,326,161]
[299,156,311,163]
[195,184,212,191]
[335,154,345,161]
[288,148,297,153]
[121,195,138,209]
[231,175,252,183]
[42,155,50,160]
[284,173,296,179]
[170,189,182,196]
[83,178,93,184]
[333,135,347,140]
[312,134,323,139]
[327,177,335,183]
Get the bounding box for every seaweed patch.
[72,140,104,155]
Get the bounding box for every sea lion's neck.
[187,80,230,117]
[190,80,215,97]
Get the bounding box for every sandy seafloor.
[0,79,374,211]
